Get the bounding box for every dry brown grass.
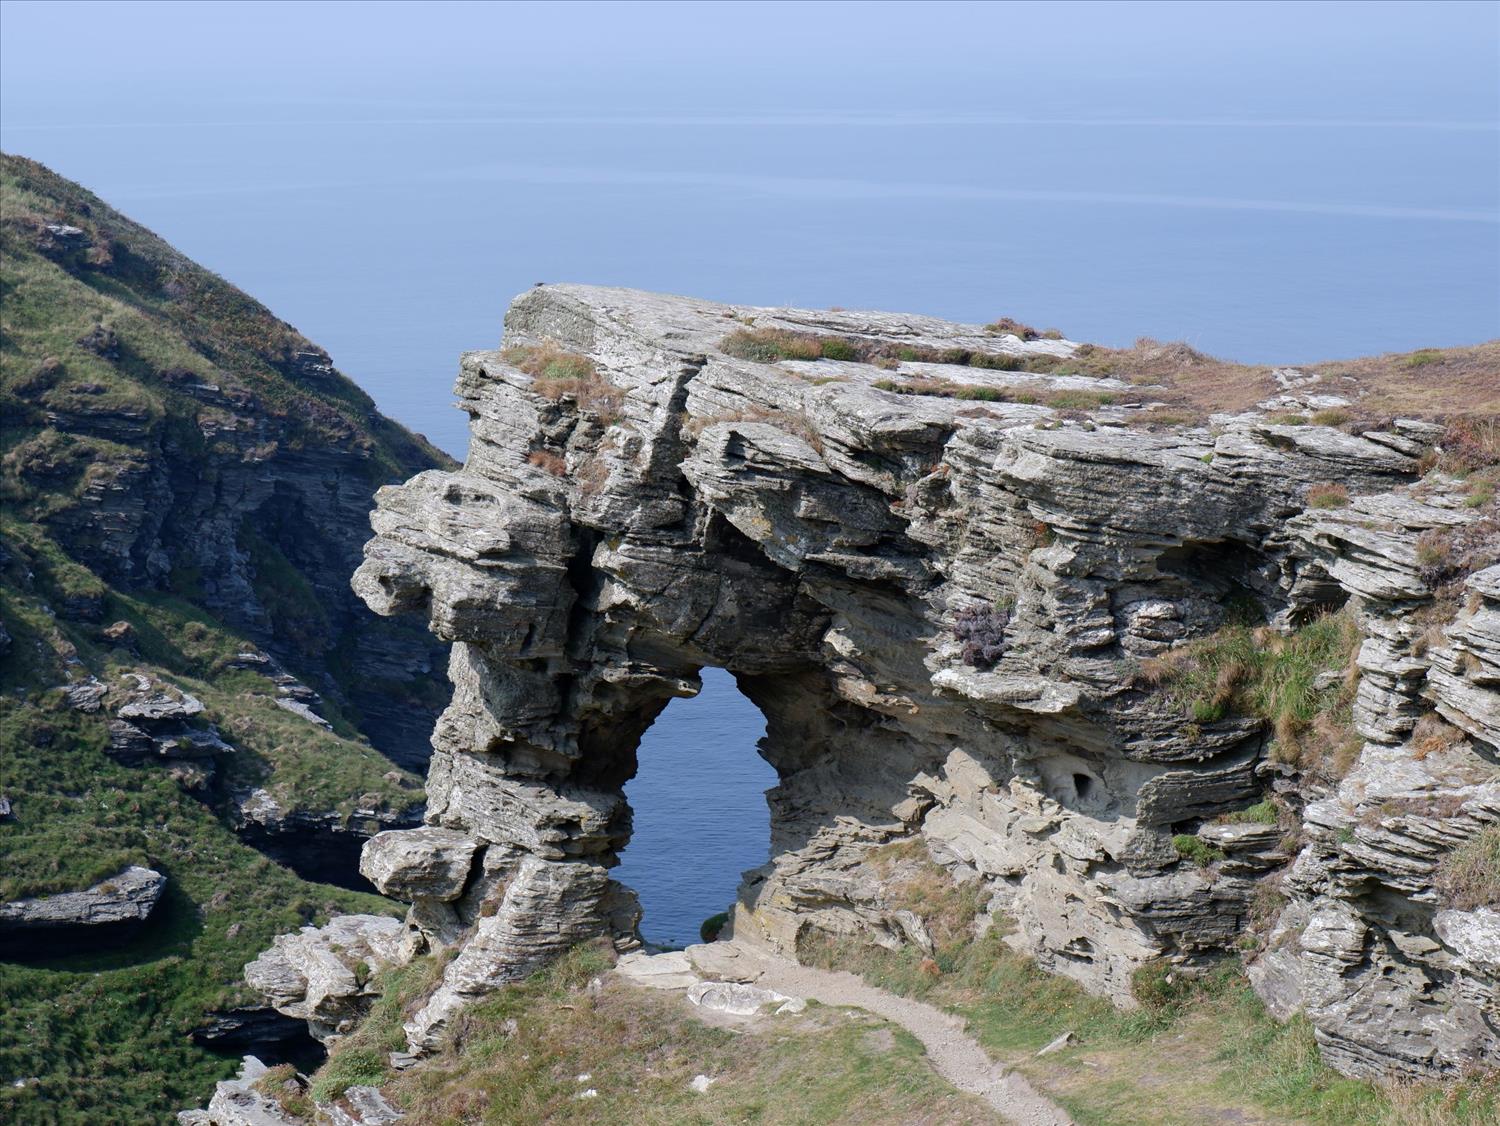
[1306,483,1351,509]
[1434,824,1500,910]
[1380,1071,1500,1126]
[380,943,997,1126]
[1063,338,1275,413]
[1436,415,1500,474]
[502,341,625,424]
[1063,339,1500,421]
[683,404,825,454]
[1410,715,1466,760]
[1312,343,1500,417]
[526,450,567,477]
[983,317,1043,340]
[501,340,598,381]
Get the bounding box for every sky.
[5,1,1496,125]
[2,0,1497,457]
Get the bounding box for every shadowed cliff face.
[339,285,1497,1079]
[1,153,453,773]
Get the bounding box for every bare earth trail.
[707,945,1073,1126]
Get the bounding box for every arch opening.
[612,667,776,948]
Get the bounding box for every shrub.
[1223,799,1280,825]
[953,603,1011,668]
[526,450,567,477]
[718,327,1057,375]
[1414,529,1456,586]
[501,340,597,382]
[253,1065,312,1118]
[816,337,861,361]
[1410,714,1465,760]
[1172,834,1226,867]
[984,317,1040,341]
[309,1046,387,1103]
[700,912,729,943]
[720,327,825,362]
[1154,609,1363,777]
[1131,958,1187,1011]
[1438,416,1500,475]
[1466,476,1497,508]
[1305,483,1350,509]
[1434,825,1500,910]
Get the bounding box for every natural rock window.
[613,668,775,948]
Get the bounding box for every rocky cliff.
[1,153,452,774]
[0,155,449,1123]
[293,285,1494,1083]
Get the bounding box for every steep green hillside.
[0,154,451,1124]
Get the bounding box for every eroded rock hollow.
[324,286,1496,1078]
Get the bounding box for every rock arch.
[338,286,1495,1079]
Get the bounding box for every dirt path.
[726,946,1073,1126]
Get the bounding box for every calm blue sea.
[613,669,775,947]
[3,0,1496,943]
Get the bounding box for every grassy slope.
[0,155,438,1124]
[299,945,1002,1126]
[802,846,1499,1126]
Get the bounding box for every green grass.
[0,508,419,1126]
[1434,825,1500,910]
[1223,799,1280,825]
[0,693,400,1123]
[0,154,452,1123]
[1172,834,1227,866]
[798,846,1498,1126]
[0,548,414,1123]
[1145,607,1362,776]
[360,944,998,1125]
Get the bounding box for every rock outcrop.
[232,790,425,893]
[291,285,1496,1081]
[244,914,408,1043]
[0,865,165,956]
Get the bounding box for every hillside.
[0,154,453,1124]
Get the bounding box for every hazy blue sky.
[4,1,1498,122]
[2,1,1497,457]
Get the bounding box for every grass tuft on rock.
[1434,825,1500,911]
[1144,607,1363,778]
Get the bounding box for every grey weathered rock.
[0,865,165,955]
[181,1055,313,1126]
[315,285,1496,1079]
[359,827,479,900]
[232,788,424,891]
[686,980,797,1015]
[318,1086,406,1125]
[615,949,701,989]
[272,698,332,728]
[244,914,406,1042]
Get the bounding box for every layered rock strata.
[301,286,1494,1078]
[0,865,165,956]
